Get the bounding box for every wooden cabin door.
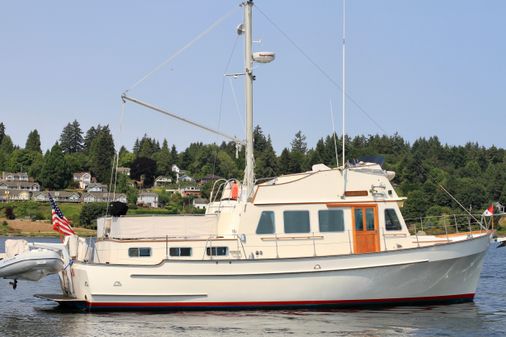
[352,206,380,254]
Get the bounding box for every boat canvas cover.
[5,239,29,258]
[104,215,218,239]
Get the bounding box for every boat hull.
[58,234,490,311]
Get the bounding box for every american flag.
[48,193,75,236]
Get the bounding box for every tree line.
[0,121,505,219]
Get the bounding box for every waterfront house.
[1,171,29,181]
[1,189,31,201]
[73,172,92,189]
[179,186,201,198]
[82,192,127,203]
[86,183,108,193]
[0,181,40,192]
[197,174,221,185]
[192,198,208,210]
[137,192,158,208]
[154,176,172,187]
[116,167,131,176]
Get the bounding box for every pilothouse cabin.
[94,162,414,265]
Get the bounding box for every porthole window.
[170,247,192,257]
[128,247,152,257]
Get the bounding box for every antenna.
[341,0,346,167]
[330,99,339,167]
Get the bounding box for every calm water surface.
[0,237,504,337]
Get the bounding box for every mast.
[243,0,255,197]
[341,0,346,167]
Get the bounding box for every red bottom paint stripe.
[87,293,475,308]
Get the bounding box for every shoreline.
[1,218,95,237]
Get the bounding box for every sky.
[1,0,505,154]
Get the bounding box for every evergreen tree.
[118,146,134,168]
[278,148,291,174]
[253,125,268,155]
[0,122,5,144]
[154,139,172,176]
[84,125,100,152]
[256,136,278,178]
[39,143,72,189]
[130,157,157,187]
[88,126,115,184]
[0,135,15,154]
[7,149,42,173]
[60,120,84,153]
[136,135,160,158]
[170,144,178,165]
[25,129,41,153]
[288,131,307,173]
[290,130,307,154]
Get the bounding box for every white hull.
[0,249,64,281]
[61,234,490,310]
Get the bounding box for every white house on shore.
[33,191,81,203]
[86,183,108,193]
[192,198,209,210]
[0,181,40,192]
[73,172,92,189]
[82,192,127,203]
[137,192,158,208]
[1,172,29,181]
[0,189,31,201]
[154,176,172,187]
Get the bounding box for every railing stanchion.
[420,217,424,233]
[312,232,317,256]
[382,228,388,251]
[275,233,279,258]
[453,214,459,233]
[444,215,449,242]
[468,216,472,234]
[347,230,353,254]
[414,221,420,247]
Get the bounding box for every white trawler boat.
[4,1,494,310]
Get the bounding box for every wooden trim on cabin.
[253,200,402,206]
[344,190,369,197]
[261,235,324,241]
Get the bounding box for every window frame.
[169,247,192,257]
[384,208,402,231]
[283,210,311,234]
[128,247,152,258]
[206,246,229,256]
[256,211,275,234]
[318,209,345,232]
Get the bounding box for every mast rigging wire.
[126,6,240,93]
[254,3,484,227]
[254,3,387,134]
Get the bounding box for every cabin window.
[170,247,192,257]
[354,208,363,230]
[319,210,344,232]
[366,208,375,230]
[256,211,275,234]
[206,247,229,256]
[283,211,310,233]
[385,209,402,231]
[128,247,152,257]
